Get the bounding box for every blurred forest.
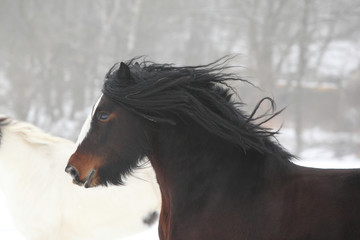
[0,0,359,156]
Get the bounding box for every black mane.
[102,57,292,159]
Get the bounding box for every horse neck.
[148,123,291,239]
[148,122,291,212]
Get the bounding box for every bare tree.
[0,0,359,145]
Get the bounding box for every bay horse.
[0,116,160,240]
[66,58,360,240]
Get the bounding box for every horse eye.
[97,112,109,121]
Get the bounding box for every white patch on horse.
[76,94,103,146]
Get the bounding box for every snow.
[278,127,360,168]
[1,127,359,239]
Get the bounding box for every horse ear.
[117,62,132,83]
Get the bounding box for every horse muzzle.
[65,164,97,188]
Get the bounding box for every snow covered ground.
[1,127,359,239]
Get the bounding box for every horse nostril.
[65,164,79,179]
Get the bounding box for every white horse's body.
[0,117,160,240]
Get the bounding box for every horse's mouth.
[72,169,97,188]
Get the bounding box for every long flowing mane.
[102,57,292,158]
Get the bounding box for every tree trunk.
[295,0,311,155]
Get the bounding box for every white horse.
[0,116,160,240]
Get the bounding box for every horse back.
[167,165,360,240]
[265,165,360,239]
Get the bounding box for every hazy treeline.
[0,0,359,154]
